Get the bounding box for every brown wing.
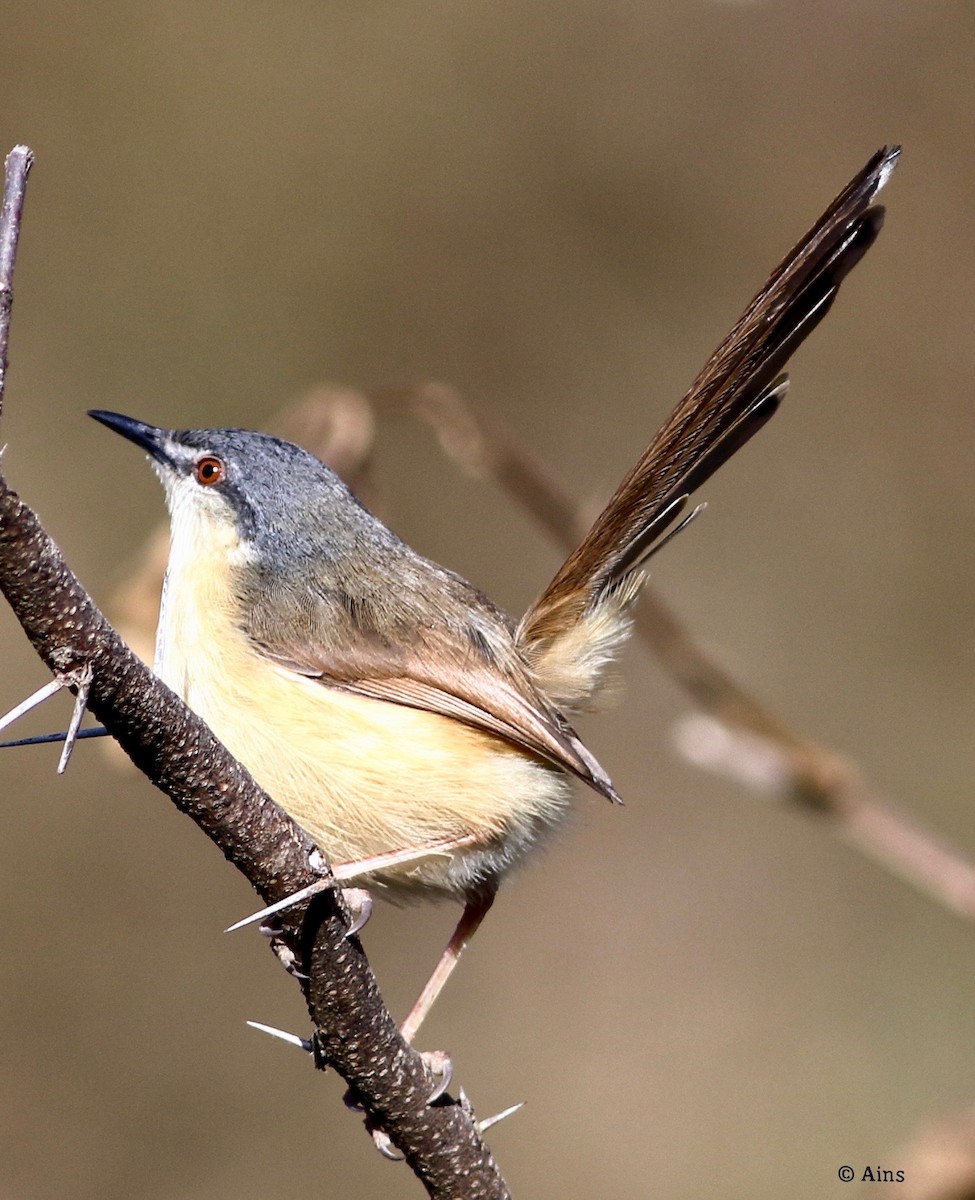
[519,145,899,648]
[247,573,621,803]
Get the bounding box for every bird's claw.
[371,1127,405,1161]
[258,922,310,979]
[342,887,373,938]
[418,1048,454,1103]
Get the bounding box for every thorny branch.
[0,148,510,1200]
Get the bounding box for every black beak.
[88,410,176,469]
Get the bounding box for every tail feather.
[611,375,787,582]
[519,146,898,663]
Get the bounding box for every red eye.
[194,456,224,486]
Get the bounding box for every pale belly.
[159,602,569,899]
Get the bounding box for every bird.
[89,146,898,1045]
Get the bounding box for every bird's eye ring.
[194,456,225,486]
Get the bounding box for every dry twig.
[0,145,32,418]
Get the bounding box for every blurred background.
[1,3,974,1198]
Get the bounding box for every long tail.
[518,146,899,705]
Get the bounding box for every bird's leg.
[343,888,497,1135]
[399,889,496,1046]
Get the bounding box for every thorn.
[478,1101,526,1134]
[0,679,63,734]
[0,726,108,750]
[225,874,332,933]
[342,888,373,938]
[245,1020,312,1054]
[330,832,480,882]
[57,665,93,774]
